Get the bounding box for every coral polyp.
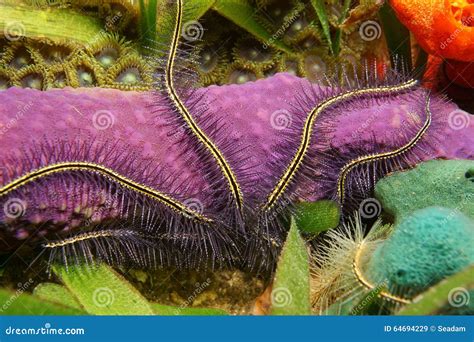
[86,33,132,68]
[195,44,226,85]
[226,63,260,84]
[0,68,12,89]
[13,65,49,90]
[233,38,276,69]
[107,54,152,90]
[4,44,33,70]
[66,53,104,87]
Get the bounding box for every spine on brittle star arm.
[263,79,420,211]
[43,229,138,249]
[165,0,244,212]
[39,228,155,269]
[352,241,411,305]
[336,95,432,205]
[0,162,212,224]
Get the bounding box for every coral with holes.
[196,0,384,85]
[0,37,152,91]
[367,206,474,297]
[1,0,386,87]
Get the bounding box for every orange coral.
[390,0,474,61]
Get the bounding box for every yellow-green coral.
[85,33,133,68]
[225,62,261,84]
[106,54,152,91]
[0,37,151,90]
[0,0,386,88]
[13,64,50,90]
[66,52,105,87]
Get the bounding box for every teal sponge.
[367,207,474,297]
[375,159,474,222]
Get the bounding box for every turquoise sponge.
[367,207,474,297]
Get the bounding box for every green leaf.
[397,265,474,315]
[379,2,412,72]
[349,286,384,315]
[53,264,154,315]
[0,288,85,315]
[184,0,217,21]
[151,303,228,315]
[139,0,158,44]
[213,0,292,53]
[324,296,356,315]
[154,0,215,50]
[311,0,334,55]
[271,217,311,315]
[294,200,340,234]
[0,3,104,45]
[33,283,82,310]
